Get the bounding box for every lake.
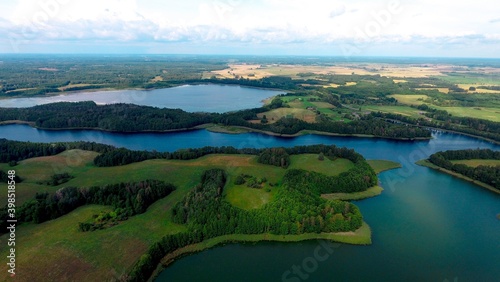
[0,124,498,281]
[0,84,283,113]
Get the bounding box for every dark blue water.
[0,84,283,113]
[0,124,498,281]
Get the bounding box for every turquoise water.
[0,125,498,281]
[0,84,283,112]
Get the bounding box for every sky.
[0,0,499,57]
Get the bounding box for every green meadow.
[0,149,399,281]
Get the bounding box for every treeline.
[0,180,175,231]
[94,144,367,167]
[257,148,290,168]
[0,102,215,131]
[0,101,431,139]
[0,170,22,183]
[172,169,363,237]
[130,168,363,281]
[372,108,500,142]
[0,138,115,163]
[428,149,500,190]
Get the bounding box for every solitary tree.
[318,152,325,161]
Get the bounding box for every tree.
[318,152,325,161]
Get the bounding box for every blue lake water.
[0,84,283,112]
[0,124,498,281]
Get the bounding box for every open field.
[367,160,402,173]
[210,63,469,79]
[415,87,450,94]
[361,105,424,118]
[322,186,383,201]
[432,106,500,122]
[289,154,354,176]
[388,94,429,106]
[255,108,317,123]
[457,84,500,94]
[451,159,500,167]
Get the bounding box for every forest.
[371,110,500,142]
[0,101,431,139]
[130,168,363,281]
[428,149,500,190]
[0,180,175,231]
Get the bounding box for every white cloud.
[1,0,500,56]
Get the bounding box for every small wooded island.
[0,139,400,281]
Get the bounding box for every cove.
[0,124,498,281]
[0,84,283,113]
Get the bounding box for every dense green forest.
[372,108,500,142]
[130,168,363,281]
[0,138,115,163]
[428,149,500,190]
[0,101,431,139]
[0,180,175,231]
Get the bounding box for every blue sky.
[1,0,499,57]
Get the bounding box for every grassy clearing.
[0,151,382,280]
[322,186,383,201]
[361,105,424,118]
[225,185,277,210]
[289,154,354,176]
[450,159,500,167]
[432,106,500,122]
[415,87,450,94]
[388,94,429,106]
[457,84,500,94]
[256,108,317,123]
[416,159,499,195]
[0,150,100,204]
[367,160,402,173]
[205,124,251,134]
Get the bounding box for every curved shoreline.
[416,159,500,195]
[0,121,433,142]
[0,82,287,100]
[151,222,371,280]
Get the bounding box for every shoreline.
[0,82,287,100]
[0,121,433,142]
[151,222,371,280]
[416,159,500,195]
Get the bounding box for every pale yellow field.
[256,108,316,123]
[415,88,450,94]
[457,84,500,94]
[58,84,97,91]
[433,106,500,122]
[150,76,164,82]
[389,94,429,105]
[209,63,500,81]
[451,159,500,167]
